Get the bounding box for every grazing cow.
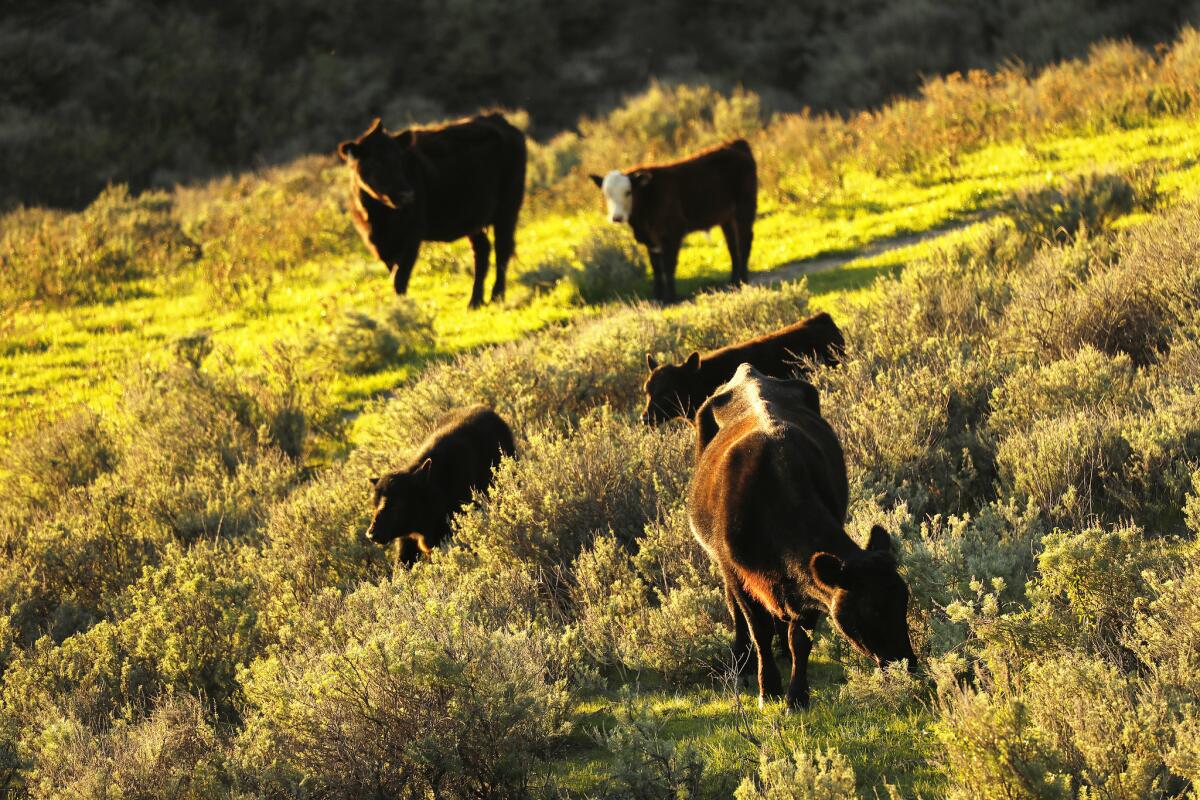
[688,364,916,709]
[642,312,845,424]
[366,405,515,565]
[337,113,526,308]
[590,140,757,303]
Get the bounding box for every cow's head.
[338,118,417,210]
[810,525,918,672]
[365,459,435,545]
[641,351,702,424]
[589,170,651,223]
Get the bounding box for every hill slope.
[1,32,1200,798]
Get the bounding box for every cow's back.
[630,141,756,236]
[689,368,850,587]
[409,115,526,240]
[704,313,844,381]
[415,405,515,504]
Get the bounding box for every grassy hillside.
[2,32,1200,799]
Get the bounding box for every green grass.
[550,651,943,798]
[4,114,1199,446]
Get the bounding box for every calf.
[642,312,844,424]
[687,364,916,709]
[590,140,757,303]
[338,113,526,308]
[367,405,515,565]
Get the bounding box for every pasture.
[2,31,1200,799]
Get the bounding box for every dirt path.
[752,212,995,286]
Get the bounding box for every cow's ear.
[631,171,653,188]
[693,398,720,452]
[866,524,893,553]
[365,117,383,136]
[798,381,821,415]
[646,352,658,371]
[337,140,356,161]
[414,457,433,479]
[810,553,846,590]
[684,351,701,371]
[590,174,605,188]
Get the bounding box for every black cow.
[688,364,916,709]
[338,113,526,308]
[642,312,844,424]
[367,405,515,565]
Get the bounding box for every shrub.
[1126,555,1200,700]
[182,156,355,306]
[109,542,261,716]
[1024,523,1176,656]
[1115,387,1200,531]
[1008,167,1158,244]
[570,226,646,303]
[313,300,435,375]
[452,410,690,608]
[571,512,728,681]
[350,279,810,464]
[1002,203,1200,368]
[515,254,572,293]
[111,361,307,543]
[934,655,1172,800]
[2,474,160,645]
[0,185,197,306]
[20,694,230,800]
[812,348,994,517]
[734,743,859,800]
[988,346,1135,440]
[899,499,1046,654]
[592,694,707,800]
[246,460,389,645]
[0,408,116,525]
[238,575,571,800]
[995,410,1128,524]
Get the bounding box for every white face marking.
[601,170,633,223]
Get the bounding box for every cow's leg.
[491,227,513,304]
[785,610,820,709]
[724,581,755,682]
[397,535,423,567]
[730,584,783,705]
[647,248,666,302]
[661,239,681,304]
[467,231,491,309]
[738,206,755,284]
[721,221,744,287]
[390,240,421,295]
[492,216,517,303]
[775,618,790,658]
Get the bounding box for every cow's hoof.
[785,692,810,711]
[467,297,484,309]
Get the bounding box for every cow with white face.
[598,170,635,223]
[589,140,758,303]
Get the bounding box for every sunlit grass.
[550,651,943,798]
[3,113,1199,445]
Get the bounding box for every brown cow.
[338,113,526,308]
[688,364,916,709]
[642,311,844,424]
[367,405,515,565]
[590,140,757,303]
